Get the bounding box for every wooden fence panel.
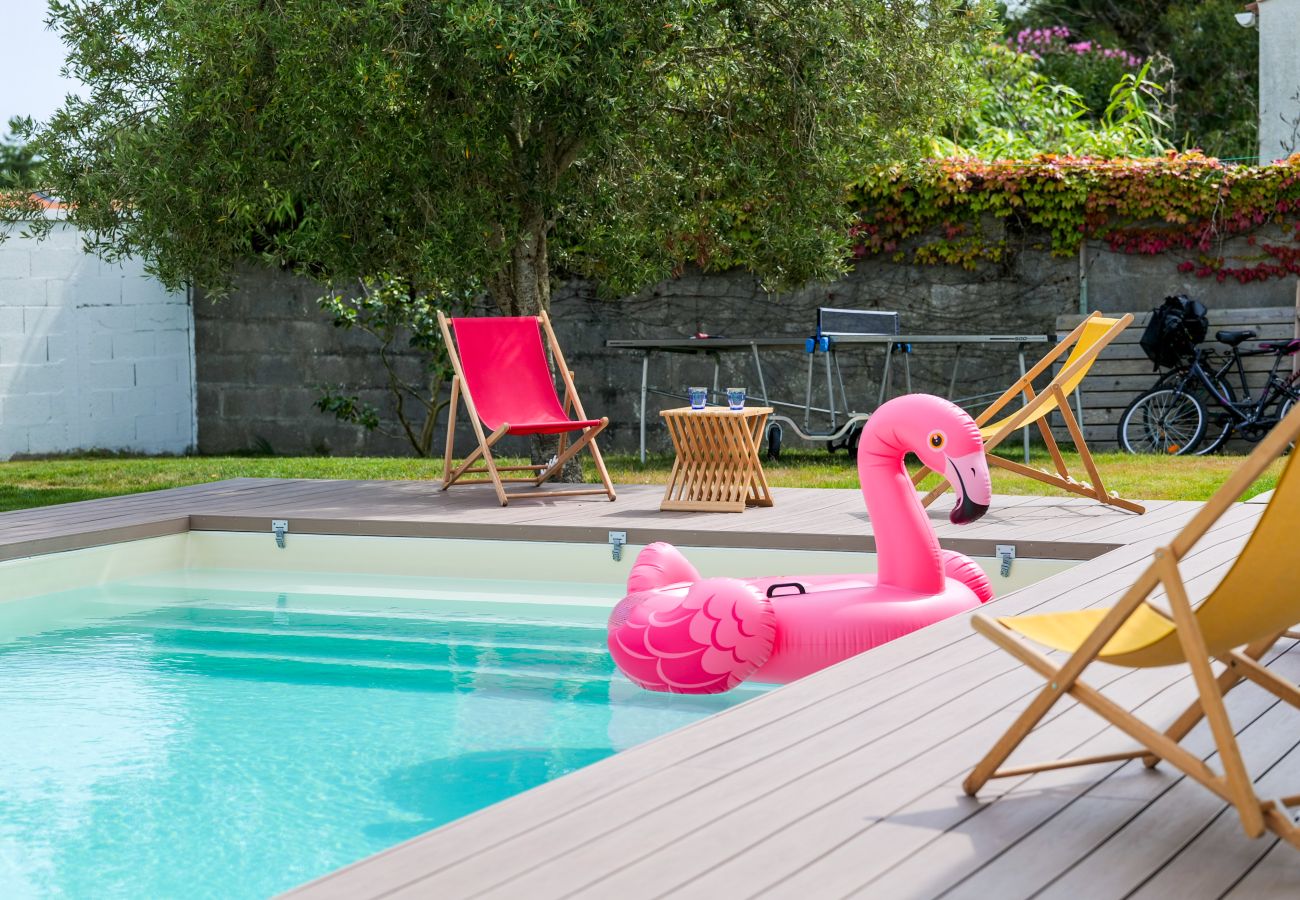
[1052,306,1297,449]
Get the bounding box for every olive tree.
[20,0,990,314]
[0,118,44,189]
[12,0,988,462]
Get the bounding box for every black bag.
[1139,295,1209,369]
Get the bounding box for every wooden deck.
[3,478,1297,897]
[0,478,1203,563]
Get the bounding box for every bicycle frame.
[1171,346,1300,430]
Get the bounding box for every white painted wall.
[1259,0,1300,163]
[0,220,196,459]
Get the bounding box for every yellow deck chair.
[913,311,1143,514]
[964,402,1300,849]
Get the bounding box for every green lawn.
[0,448,1280,514]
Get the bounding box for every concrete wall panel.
[0,221,196,458]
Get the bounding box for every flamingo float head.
[859,394,993,525]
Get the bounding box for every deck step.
[141,623,608,671]
[146,644,627,700]
[115,604,607,651]
[157,645,611,681]
[148,623,608,655]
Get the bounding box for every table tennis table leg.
[805,352,815,430]
[947,344,964,399]
[639,352,649,465]
[825,347,836,429]
[833,351,849,419]
[878,342,894,409]
[751,342,769,406]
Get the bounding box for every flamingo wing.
[626,541,702,593]
[608,578,776,694]
[939,549,995,604]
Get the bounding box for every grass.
[0,448,1280,514]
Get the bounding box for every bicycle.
[1117,328,1300,455]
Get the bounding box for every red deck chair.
[437,310,616,506]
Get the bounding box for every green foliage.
[1009,25,1146,116]
[12,0,993,317]
[1009,1,1258,159]
[932,44,1169,159]
[0,117,43,189]
[0,450,1278,513]
[13,0,993,458]
[1102,62,1173,154]
[849,153,1300,278]
[314,391,382,433]
[1160,1,1260,159]
[315,275,472,456]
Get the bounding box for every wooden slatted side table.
[659,406,775,512]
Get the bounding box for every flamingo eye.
[928,431,946,450]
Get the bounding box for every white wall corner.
[1258,0,1300,163]
[0,222,196,459]
[186,284,199,453]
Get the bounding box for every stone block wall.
[194,268,427,456]
[0,221,195,459]
[192,231,1300,457]
[554,233,1299,454]
[548,250,1077,454]
[193,252,1079,457]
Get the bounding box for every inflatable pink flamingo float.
[607,394,995,693]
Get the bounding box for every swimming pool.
[0,567,767,899]
[0,530,1079,897]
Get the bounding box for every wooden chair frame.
[913,311,1144,514]
[963,411,1300,848]
[437,310,616,507]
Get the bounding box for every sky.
[0,1,83,128]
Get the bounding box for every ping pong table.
[607,330,1056,464]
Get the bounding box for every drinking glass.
[688,386,708,410]
[727,387,746,411]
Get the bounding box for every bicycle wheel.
[1118,388,1206,455]
[1192,378,1236,456]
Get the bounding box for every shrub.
[849,153,1300,282]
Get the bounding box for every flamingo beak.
[943,450,992,525]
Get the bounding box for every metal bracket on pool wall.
[996,544,1015,578]
[609,531,627,562]
[272,519,289,549]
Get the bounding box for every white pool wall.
[0,534,189,604]
[0,532,1076,606]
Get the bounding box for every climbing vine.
[847,152,1300,283]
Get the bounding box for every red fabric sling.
[450,316,601,435]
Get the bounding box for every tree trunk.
[492,216,583,482]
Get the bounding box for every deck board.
[280,487,1290,899]
[0,475,1292,898]
[3,478,1199,562]
[425,540,1255,900]
[1225,839,1300,897]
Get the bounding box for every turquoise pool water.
[0,569,765,899]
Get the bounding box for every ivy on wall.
[848,153,1300,283]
